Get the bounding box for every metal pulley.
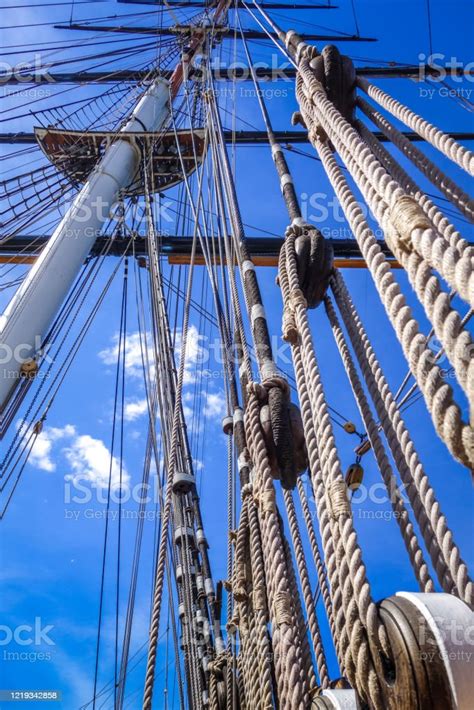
[312,689,358,709]
[172,470,195,495]
[221,415,233,435]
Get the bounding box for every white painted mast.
[0,77,171,410]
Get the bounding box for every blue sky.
[1,1,473,707]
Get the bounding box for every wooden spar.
[2,129,473,145]
[4,65,473,85]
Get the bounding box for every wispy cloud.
[124,398,148,421]
[97,331,153,380]
[30,425,76,472]
[203,391,226,419]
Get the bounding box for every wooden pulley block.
[375,592,473,709]
[345,463,364,491]
[343,421,356,434]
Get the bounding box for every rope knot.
[246,381,267,402]
[232,577,248,602]
[252,586,267,613]
[241,482,253,500]
[208,652,228,677]
[327,479,351,519]
[289,288,308,310]
[274,591,293,626]
[256,487,276,515]
[387,195,433,254]
[226,617,239,635]
[282,307,298,344]
[309,124,328,144]
[262,373,290,397]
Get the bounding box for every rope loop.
[246,380,267,403]
[208,652,228,678]
[262,373,291,397]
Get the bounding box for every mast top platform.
[34,127,206,195]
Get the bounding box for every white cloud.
[174,325,206,385]
[28,424,130,492]
[98,331,153,380]
[203,391,226,419]
[124,398,148,421]
[98,325,207,386]
[30,425,76,472]
[64,435,130,490]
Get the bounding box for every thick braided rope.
[356,118,473,257]
[242,422,288,699]
[284,237,390,707]
[143,360,196,707]
[236,604,254,710]
[283,488,330,687]
[287,303,385,707]
[332,270,474,607]
[225,434,236,710]
[278,245,346,672]
[232,504,269,710]
[387,231,474,409]
[236,655,248,710]
[297,67,474,317]
[280,514,318,695]
[357,76,474,176]
[244,422,286,704]
[296,64,474,315]
[245,386,309,708]
[209,665,219,709]
[310,136,473,468]
[296,478,335,644]
[245,603,263,708]
[357,96,474,221]
[245,491,275,708]
[324,294,435,594]
[291,335,350,677]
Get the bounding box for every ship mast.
[0,0,230,414]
